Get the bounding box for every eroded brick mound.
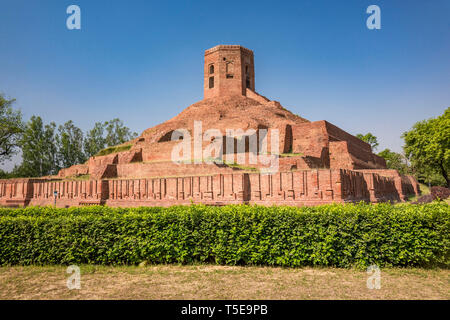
[129,94,310,163]
[140,95,308,144]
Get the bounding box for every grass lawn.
[0,265,448,300]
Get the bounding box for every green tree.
[402,108,450,187]
[0,94,24,163]
[18,116,58,177]
[83,119,137,157]
[377,148,410,175]
[0,169,12,179]
[356,132,379,150]
[104,118,138,147]
[56,120,86,168]
[84,122,106,157]
[413,166,446,187]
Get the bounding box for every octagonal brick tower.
[204,45,255,99]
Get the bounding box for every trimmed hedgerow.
[0,203,448,268]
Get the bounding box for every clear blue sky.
[1,0,449,170]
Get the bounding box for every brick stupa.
[0,45,420,207]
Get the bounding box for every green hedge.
[0,203,448,268]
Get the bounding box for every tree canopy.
[356,132,379,150]
[377,148,410,175]
[84,119,138,158]
[402,108,450,187]
[84,122,106,158]
[0,94,23,163]
[56,120,86,168]
[1,93,140,178]
[18,116,58,177]
[104,118,138,147]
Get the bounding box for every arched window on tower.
[226,62,234,79]
[245,65,251,88]
[209,64,214,74]
[283,125,293,153]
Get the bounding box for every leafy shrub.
[431,186,450,200]
[0,203,448,268]
[416,194,434,204]
[416,187,450,203]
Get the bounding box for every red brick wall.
[324,121,372,152]
[57,164,88,178]
[292,121,328,158]
[291,120,386,170]
[357,169,420,200]
[0,169,417,208]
